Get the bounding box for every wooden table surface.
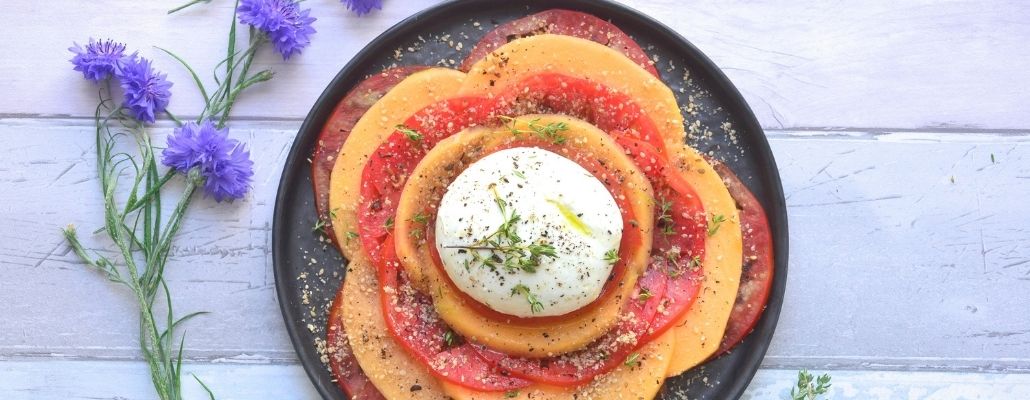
[2,0,1029,398]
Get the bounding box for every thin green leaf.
[194,374,217,400]
[225,0,240,102]
[159,311,211,344]
[167,0,211,14]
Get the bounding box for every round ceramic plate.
[273,0,788,398]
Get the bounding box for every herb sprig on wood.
[790,370,832,400]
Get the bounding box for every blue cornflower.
[238,0,316,60]
[162,120,254,202]
[116,56,173,124]
[69,38,128,82]
[341,0,382,16]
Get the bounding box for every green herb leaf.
[443,330,456,348]
[497,115,568,144]
[504,390,520,398]
[790,369,832,400]
[638,288,653,302]
[657,196,675,236]
[604,248,620,265]
[624,352,641,367]
[511,283,544,313]
[396,124,423,142]
[707,213,726,237]
[312,218,327,234]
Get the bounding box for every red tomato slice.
[312,66,428,245]
[460,9,659,77]
[378,236,531,391]
[712,162,774,356]
[358,96,499,264]
[475,262,669,386]
[616,137,707,343]
[495,73,667,153]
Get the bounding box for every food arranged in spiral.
[315,10,775,399]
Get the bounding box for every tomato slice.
[496,73,667,154]
[475,262,669,385]
[358,96,499,264]
[378,236,531,391]
[712,162,774,356]
[312,66,428,245]
[460,9,659,77]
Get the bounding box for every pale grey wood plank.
[744,369,1030,400]
[5,0,1030,129]
[764,130,1030,372]
[0,119,301,362]
[1,360,1028,399]
[2,119,1028,372]
[0,360,319,399]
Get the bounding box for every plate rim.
[272,0,789,398]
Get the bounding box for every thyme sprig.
[396,124,423,142]
[707,213,726,237]
[444,187,557,274]
[498,115,569,144]
[790,370,832,400]
[511,283,545,314]
[657,196,675,236]
[604,249,620,265]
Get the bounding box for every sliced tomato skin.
[615,137,707,343]
[358,97,499,264]
[377,236,531,392]
[475,262,669,386]
[712,163,774,356]
[460,9,659,77]
[312,66,428,245]
[497,73,667,154]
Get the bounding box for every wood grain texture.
[2,119,1028,373]
[2,361,1028,399]
[3,0,1030,396]
[4,0,1028,129]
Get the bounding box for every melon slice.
[339,254,449,399]
[330,68,466,261]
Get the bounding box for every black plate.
[273,0,788,398]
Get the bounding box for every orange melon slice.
[329,68,466,261]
